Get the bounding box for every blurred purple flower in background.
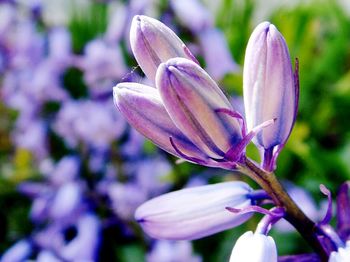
[0,0,249,261]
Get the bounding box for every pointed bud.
[243,22,297,153]
[135,181,253,240]
[130,15,195,81]
[156,57,242,159]
[113,82,209,164]
[230,231,277,262]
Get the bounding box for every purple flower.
[243,22,299,171]
[129,15,197,81]
[114,82,216,167]
[147,240,201,262]
[135,181,253,240]
[54,100,126,150]
[107,182,147,220]
[34,213,101,261]
[198,28,239,80]
[170,0,213,33]
[77,39,128,97]
[156,57,242,159]
[0,240,32,262]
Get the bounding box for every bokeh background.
[0,0,350,261]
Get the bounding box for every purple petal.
[135,181,253,240]
[243,22,296,151]
[156,57,242,158]
[130,15,195,81]
[113,82,208,163]
[337,182,350,241]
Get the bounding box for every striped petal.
[113,82,208,164]
[243,22,296,151]
[130,15,196,81]
[156,57,242,159]
[135,181,253,240]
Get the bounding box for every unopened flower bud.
[135,181,253,240]
[156,57,242,159]
[243,22,298,170]
[113,82,209,163]
[130,15,195,81]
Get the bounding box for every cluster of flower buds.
[114,16,283,170]
[114,15,348,262]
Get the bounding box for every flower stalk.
[238,157,329,261]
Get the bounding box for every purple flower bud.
[113,82,211,164]
[135,181,253,240]
[229,231,277,262]
[329,241,350,262]
[130,15,196,81]
[243,22,298,170]
[156,57,242,159]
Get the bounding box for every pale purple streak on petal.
[244,22,295,150]
[113,82,207,162]
[130,15,194,81]
[156,58,242,158]
[135,181,253,240]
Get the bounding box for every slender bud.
[337,182,350,241]
[113,82,209,163]
[130,15,195,81]
[135,181,253,240]
[243,22,298,169]
[229,231,277,262]
[156,57,242,159]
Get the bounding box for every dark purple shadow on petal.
[169,137,208,165]
[336,181,350,241]
[278,253,320,262]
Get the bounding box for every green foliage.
[68,2,108,54]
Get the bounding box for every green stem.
[238,157,328,262]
